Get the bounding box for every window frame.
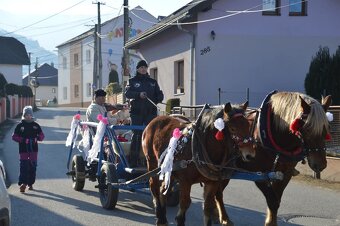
[289,0,307,16]
[63,87,67,99]
[174,60,184,94]
[262,0,281,16]
[74,53,79,67]
[86,83,92,97]
[150,67,158,81]
[86,49,91,64]
[74,85,79,98]
[62,57,67,69]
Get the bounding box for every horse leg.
[214,181,234,226]
[150,176,168,226]
[202,182,221,226]
[255,174,292,226]
[175,182,192,226]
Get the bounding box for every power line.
[3,0,89,35]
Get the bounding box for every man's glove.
[140,92,147,99]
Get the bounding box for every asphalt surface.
[0,108,339,226]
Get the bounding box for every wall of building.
[134,26,194,109]
[57,45,71,105]
[0,65,23,85]
[194,0,340,107]
[35,86,58,102]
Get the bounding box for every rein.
[191,104,248,181]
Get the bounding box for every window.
[86,83,92,97]
[150,67,158,81]
[86,50,91,64]
[74,85,79,98]
[262,0,280,16]
[52,88,56,93]
[63,87,67,99]
[289,0,307,16]
[174,60,184,94]
[62,57,67,69]
[74,53,79,67]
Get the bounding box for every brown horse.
[220,91,332,226]
[142,102,256,226]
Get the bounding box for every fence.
[169,104,340,157]
[0,96,33,124]
[326,106,340,157]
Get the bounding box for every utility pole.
[93,24,98,97]
[122,0,129,102]
[93,1,104,89]
[28,52,32,87]
[34,57,39,108]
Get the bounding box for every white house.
[23,63,58,105]
[56,6,158,107]
[0,36,30,85]
[126,0,340,110]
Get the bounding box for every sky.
[0,0,192,52]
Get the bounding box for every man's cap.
[136,60,148,69]
[94,89,107,97]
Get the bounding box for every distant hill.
[0,28,58,76]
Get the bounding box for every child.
[12,106,45,193]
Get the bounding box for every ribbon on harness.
[158,126,193,194]
[66,114,81,148]
[87,114,108,164]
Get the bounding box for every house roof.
[23,63,58,86]
[125,0,215,49]
[0,36,30,65]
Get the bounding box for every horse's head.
[296,95,332,173]
[222,101,256,162]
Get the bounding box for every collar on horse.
[191,104,247,181]
[257,90,304,161]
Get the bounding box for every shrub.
[165,98,180,114]
[105,82,122,96]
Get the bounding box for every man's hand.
[140,92,147,99]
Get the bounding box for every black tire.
[71,154,85,191]
[99,163,119,209]
[166,181,180,207]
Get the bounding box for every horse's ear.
[240,101,249,110]
[321,95,332,112]
[299,96,311,114]
[224,102,232,114]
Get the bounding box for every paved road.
[1,107,340,226]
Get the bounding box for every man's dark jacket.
[125,73,164,116]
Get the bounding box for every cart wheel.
[99,163,119,209]
[167,181,180,207]
[71,155,86,191]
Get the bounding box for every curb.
[295,157,340,182]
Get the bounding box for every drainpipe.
[177,22,195,107]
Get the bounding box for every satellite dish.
[30,78,40,88]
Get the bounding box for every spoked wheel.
[99,163,119,209]
[71,154,86,191]
[167,181,180,207]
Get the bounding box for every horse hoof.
[221,221,234,226]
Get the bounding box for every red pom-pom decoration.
[325,133,331,141]
[215,131,224,141]
[290,118,304,133]
[74,114,81,120]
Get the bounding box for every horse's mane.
[200,104,245,132]
[270,92,329,136]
